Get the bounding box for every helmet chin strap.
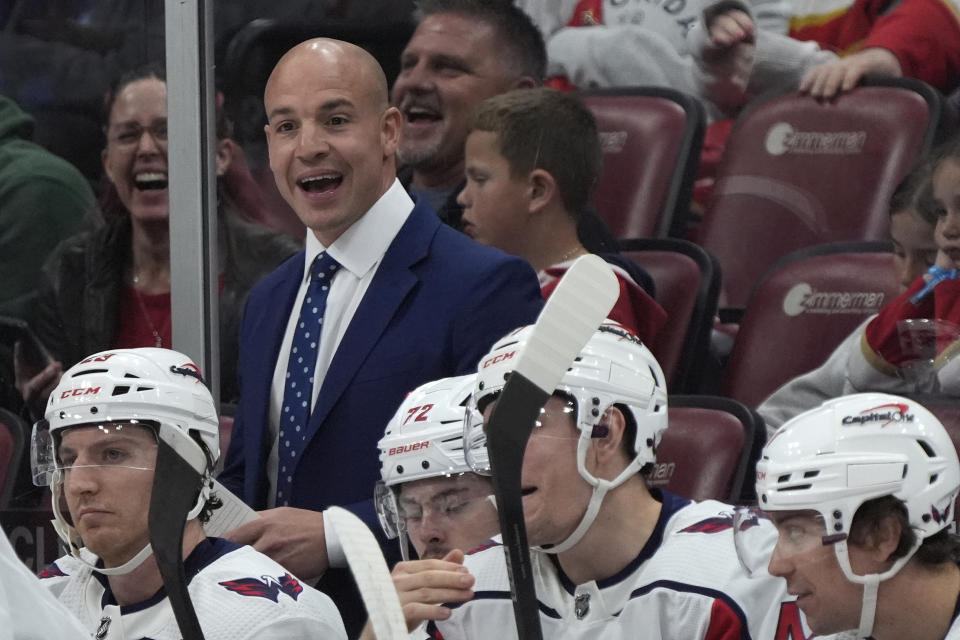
[49,463,209,577]
[538,483,609,555]
[51,477,154,576]
[834,537,921,638]
[538,424,642,555]
[857,576,880,639]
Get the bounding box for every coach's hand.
[225,507,328,579]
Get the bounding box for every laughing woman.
[18,64,298,413]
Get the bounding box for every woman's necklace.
[132,273,165,348]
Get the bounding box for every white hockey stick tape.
[325,506,408,639]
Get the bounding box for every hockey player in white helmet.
[357,374,495,638]
[32,348,346,640]
[375,373,498,562]
[419,321,816,640]
[754,392,960,640]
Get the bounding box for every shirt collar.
[302,178,414,281]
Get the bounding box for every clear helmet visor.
[374,480,403,540]
[463,394,490,476]
[733,507,844,577]
[31,420,158,486]
[464,392,579,476]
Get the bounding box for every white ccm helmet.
[375,374,482,559]
[31,348,220,574]
[470,321,668,553]
[756,392,960,638]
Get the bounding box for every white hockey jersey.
[424,491,818,640]
[39,537,346,640]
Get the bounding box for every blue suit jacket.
[219,199,542,536]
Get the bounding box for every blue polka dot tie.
[276,252,341,505]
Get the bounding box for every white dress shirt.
[266,180,414,508]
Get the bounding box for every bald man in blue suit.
[218,39,542,633]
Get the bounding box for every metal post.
[164,0,220,403]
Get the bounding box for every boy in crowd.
[457,88,666,344]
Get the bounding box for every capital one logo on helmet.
[842,403,914,428]
[482,351,515,369]
[60,387,101,399]
[170,362,204,384]
[388,441,430,457]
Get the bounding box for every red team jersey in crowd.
[539,260,667,346]
[788,0,960,93]
[423,491,820,640]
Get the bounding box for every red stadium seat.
[619,238,719,393]
[650,395,764,504]
[581,87,705,239]
[722,241,901,408]
[699,77,951,309]
[0,408,26,509]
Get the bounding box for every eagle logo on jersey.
[218,573,303,602]
[679,512,762,534]
[37,563,68,579]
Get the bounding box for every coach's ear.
[587,406,629,478]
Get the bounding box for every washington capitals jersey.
[39,537,346,640]
[424,492,825,640]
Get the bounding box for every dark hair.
[415,0,546,83]
[849,495,960,566]
[469,88,602,216]
[889,160,938,226]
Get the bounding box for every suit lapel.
[244,253,304,441]
[304,203,437,443]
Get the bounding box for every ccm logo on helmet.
[482,351,515,369]
[388,441,429,456]
[842,403,914,427]
[60,387,101,399]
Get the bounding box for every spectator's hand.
[391,549,475,631]
[799,47,902,99]
[224,507,329,580]
[707,8,754,48]
[695,7,756,109]
[13,345,61,419]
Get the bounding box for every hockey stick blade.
[485,254,618,640]
[325,507,408,639]
[149,438,206,640]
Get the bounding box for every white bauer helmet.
[31,348,220,575]
[375,373,484,559]
[469,321,668,554]
[756,392,960,638]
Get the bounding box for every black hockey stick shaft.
[485,372,548,640]
[149,439,206,640]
